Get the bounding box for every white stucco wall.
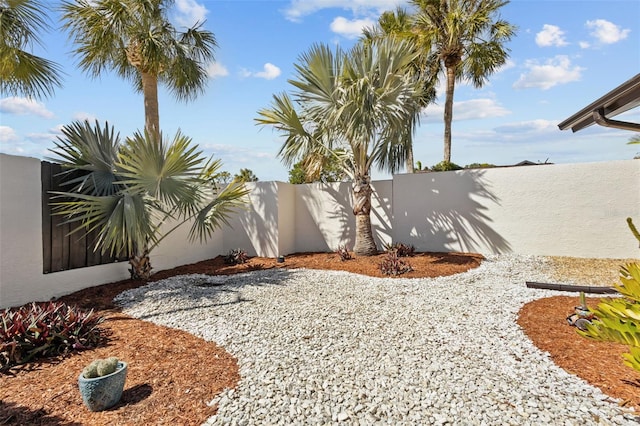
[0,155,131,308]
[293,180,393,253]
[222,181,281,258]
[392,160,640,258]
[2,153,638,308]
[0,154,224,309]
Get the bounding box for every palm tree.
[256,39,424,255]
[60,0,217,140]
[409,0,515,163]
[48,120,248,279]
[0,0,62,98]
[362,7,436,173]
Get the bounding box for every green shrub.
[431,161,463,171]
[1,302,105,371]
[464,163,497,169]
[224,248,248,265]
[379,251,413,276]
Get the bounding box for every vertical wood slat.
[41,162,53,273]
[41,161,128,273]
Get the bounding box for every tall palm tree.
[48,120,248,279]
[0,0,62,98]
[256,39,424,256]
[411,0,515,163]
[362,7,437,173]
[60,0,217,140]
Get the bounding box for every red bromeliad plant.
[1,301,105,371]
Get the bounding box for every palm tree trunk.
[141,71,160,142]
[129,248,152,280]
[443,65,456,163]
[406,147,415,173]
[352,175,378,256]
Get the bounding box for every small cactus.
[83,357,119,379]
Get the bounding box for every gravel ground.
[114,255,639,425]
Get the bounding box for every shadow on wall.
[298,183,353,252]
[370,182,393,248]
[231,183,280,257]
[397,169,511,254]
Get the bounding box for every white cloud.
[535,24,568,47]
[242,63,282,80]
[207,62,229,78]
[494,119,558,135]
[73,112,97,122]
[330,16,375,39]
[0,126,18,143]
[0,97,54,118]
[284,0,404,22]
[174,0,208,27]
[513,55,584,90]
[579,41,590,49]
[585,19,630,44]
[422,98,510,122]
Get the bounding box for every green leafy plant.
[224,248,248,265]
[1,302,105,371]
[465,163,497,169]
[383,242,415,257]
[577,217,640,372]
[431,161,463,172]
[82,357,120,378]
[578,263,640,371]
[335,245,353,261]
[379,251,413,276]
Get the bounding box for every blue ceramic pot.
[78,361,128,412]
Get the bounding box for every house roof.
[558,73,640,133]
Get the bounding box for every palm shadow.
[394,169,511,254]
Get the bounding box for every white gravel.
[114,254,639,425]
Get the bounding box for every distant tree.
[0,0,62,98]
[234,168,258,183]
[465,163,497,169]
[60,0,217,140]
[408,0,515,163]
[288,152,347,184]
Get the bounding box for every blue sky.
[1,0,639,182]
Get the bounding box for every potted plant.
[78,357,128,411]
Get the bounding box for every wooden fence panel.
[41,161,127,273]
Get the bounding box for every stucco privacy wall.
[0,154,224,308]
[222,181,294,258]
[294,180,393,253]
[1,153,638,308]
[391,160,640,258]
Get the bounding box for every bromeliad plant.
[578,217,640,372]
[379,250,413,276]
[336,245,353,261]
[1,301,105,371]
[383,241,415,257]
[48,120,249,280]
[224,248,249,265]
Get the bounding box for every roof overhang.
[558,73,640,133]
